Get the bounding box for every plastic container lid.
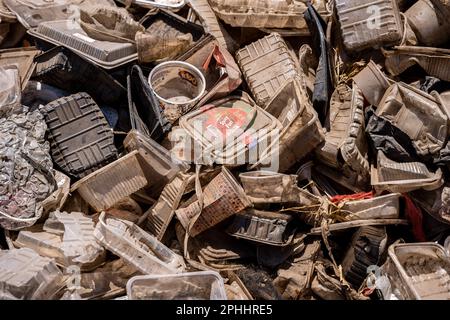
[126,271,227,300]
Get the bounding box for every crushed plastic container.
[382,242,450,300]
[175,166,252,237]
[236,33,298,108]
[371,151,444,193]
[340,193,401,220]
[0,64,21,117]
[0,47,40,89]
[316,83,369,176]
[124,130,187,197]
[126,271,227,300]
[116,0,186,10]
[208,0,310,29]
[0,248,63,300]
[376,82,448,157]
[177,34,242,109]
[138,9,204,64]
[28,20,138,69]
[71,151,148,212]
[35,46,127,106]
[353,61,390,107]
[94,212,185,275]
[383,46,450,82]
[40,92,118,179]
[146,172,194,241]
[178,92,281,166]
[335,0,403,52]
[227,209,295,246]
[404,0,450,47]
[251,78,325,173]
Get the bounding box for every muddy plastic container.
[0,0,16,22]
[176,167,252,237]
[371,151,444,193]
[405,0,450,47]
[138,8,204,63]
[178,92,281,166]
[316,84,369,175]
[0,248,63,300]
[384,46,450,82]
[124,130,187,197]
[239,171,321,206]
[227,209,295,246]
[117,0,185,10]
[94,212,185,275]
[126,271,227,300]
[376,82,448,157]
[3,0,79,29]
[28,20,138,69]
[353,61,390,107]
[188,0,237,52]
[148,60,206,123]
[251,78,325,173]
[0,65,21,117]
[0,47,39,89]
[128,65,171,141]
[384,243,450,300]
[71,151,148,212]
[208,0,309,29]
[335,0,403,52]
[146,172,194,241]
[340,193,401,220]
[41,92,118,179]
[236,33,297,107]
[35,46,127,106]
[177,34,242,109]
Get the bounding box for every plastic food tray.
[41,92,118,179]
[126,271,227,300]
[28,20,137,69]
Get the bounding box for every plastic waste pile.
[0,0,450,300]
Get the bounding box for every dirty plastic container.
[3,0,79,29]
[316,83,369,175]
[146,172,194,241]
[227,209,295,246]
[148,60,206,123]
[188,0,237,52]
[139,8,204,63]
[405,0,450,47]
[353,61,390,107]
[340,193,401,220]
[208,0,310,29]
[371,151,444,193]
[384,242,450,300]
[251,78,325,173]
[0,47,40,89]
[124,130,187,197]
[41,92,118,179]
[177,34,242,109]
[0,65,21,117]
[126,271,227,300]
[117,0,185,10]
[71,151,148,212]
[383,46,450,82]
[35,46,127,106]
[236,33,298,107]
[376,82,448,157]
[179,92,281,166]
[0,0,16,22]
[128,65,171,141]
[94,212,185,275]
[335,0,403,52]
[28,20,138,69]
[176,166,252,237]
[0,248,63,300]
